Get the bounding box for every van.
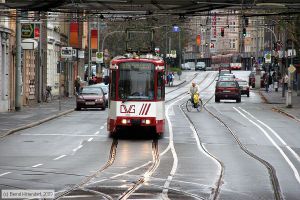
[195,62,206,71]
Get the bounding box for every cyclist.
[189,82,200,107]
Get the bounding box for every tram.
[107,53,165,136]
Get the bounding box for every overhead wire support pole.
[88,15,91,80]
[15,11,22,111]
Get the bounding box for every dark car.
[215,80,241,103]
[76,86,106,110]
[236,79,250,97]
[249,71,265,88]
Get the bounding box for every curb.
[258,90,269,104]
[272,107,300,123]
[259,90,300,123]
[0,109,75,139]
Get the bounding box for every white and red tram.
[107,54,165,136]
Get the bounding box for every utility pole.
[87,16,91,80]
[15,11,22,111]
[178,30,181,69]
[282,25,286,97]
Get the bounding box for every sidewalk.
[259,87,300,122]
[0,97,75,139]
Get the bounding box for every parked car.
[236,79,250,97]
[248,71,265,88]
[215,80,241,103]
[76,86,106,110]
[181,63,191,70]
[89,83,109,107]
[195,62,206,71]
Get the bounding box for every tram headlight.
[121,119,127,124]
[145,119,151,125]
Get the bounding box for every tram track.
[182,86,284,200]
[54,139,118,200]
[118,139,160,200]
[165,72,202,95]
[177,73,282,200]
[56,72,215,200]
[178,74,224,200]
[165,72,214,104]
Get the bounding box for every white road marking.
[100,126,104,129]
[21,133,101,137]
[94,131,100,135]
[32,164,43,168]
[88,137,94,142]
[53,155,66,161]
[0,172,11,177]
[73,145,83,152]
[239,107,300,163]
[234,107,300,184]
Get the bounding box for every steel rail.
[54,139,118,200]
[202,94,283,200]
[179,74,224,200]
[118,139,160,200]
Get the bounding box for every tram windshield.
[118,62,155,100]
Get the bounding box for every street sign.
[96,52,103,63]
[288,64,296,74]
[170,50,176,58]
[21,24,34,38]
[265,53,271,63]
[61,47,73,58]
[78,50,85,59]
[72,49,77,57]
[172,25,180,32]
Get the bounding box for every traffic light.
[221,27,224,37]
[242,28,246,37]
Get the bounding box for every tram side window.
[110,70,116,100]
[157,72,165,100]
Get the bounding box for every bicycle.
[44,86,52,102]
[186,93,203,112]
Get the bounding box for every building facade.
[0,14,12,112]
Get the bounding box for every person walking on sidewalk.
[284,73,289,91]
[264,73,269,92]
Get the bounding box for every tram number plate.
[131,119,141,125]
[86,102,95,105]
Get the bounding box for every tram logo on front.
[120,105,135,113]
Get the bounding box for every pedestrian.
[74,76,81,95]
[264,73,269,92]
[171,72,175,86]
[284,73,289,91]
[268,73,273,92]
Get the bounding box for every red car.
[215,80,241,103]
[76,86,106,110]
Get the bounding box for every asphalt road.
[0,71,299,200]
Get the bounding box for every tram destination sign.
[21,24,34,38]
